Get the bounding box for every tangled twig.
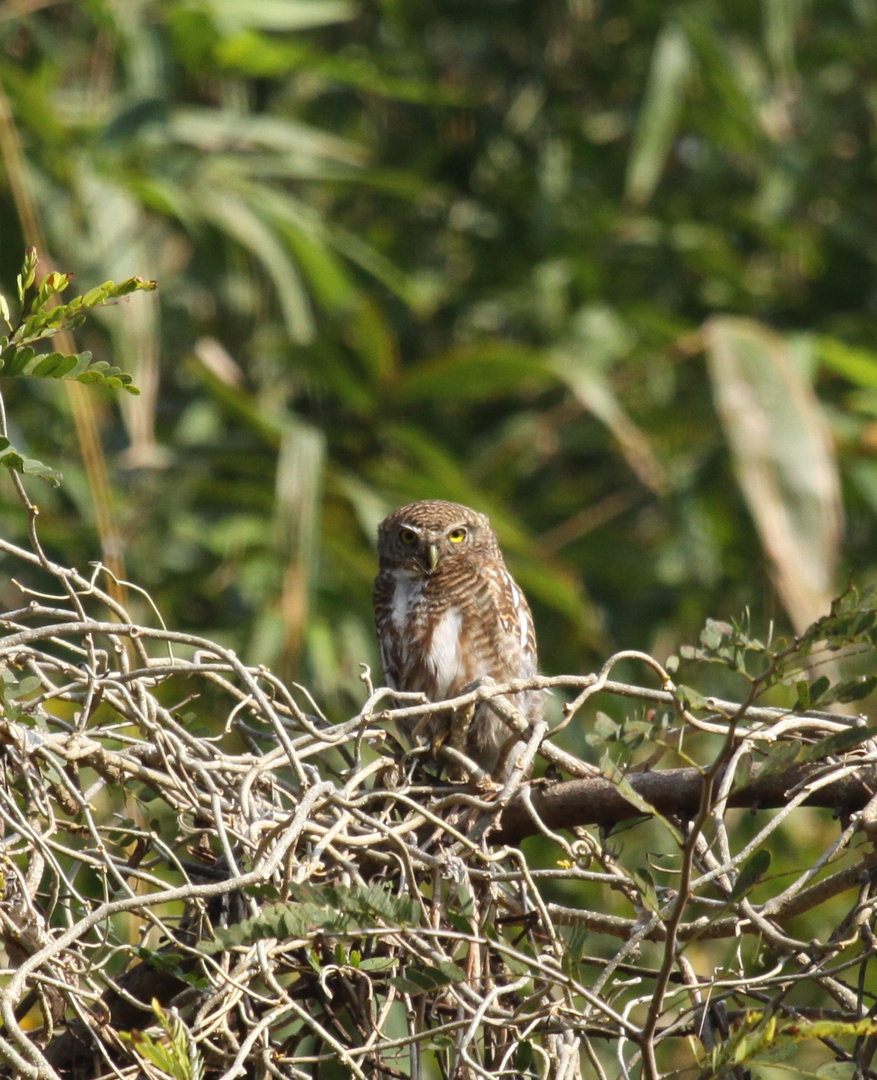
[1,533,877,1080]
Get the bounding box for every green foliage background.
[1,0,876,719]
[2,6,877,1075]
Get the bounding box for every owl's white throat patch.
[427,606,463,698]
[390,572,425,634]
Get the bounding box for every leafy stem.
[0,247,156,488]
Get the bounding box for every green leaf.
[807,675,830,705]
[389,961,466,996]
[206,883,420,954]
[817,1063,858,1080]
[673,684,710,711]
[1,344,35,376]
[0,443,62,486]
[130,946,190,979]
[818,336,877,388]
[395,342,554,403]
[728,849,771,901]
[632,867,662,914]
[4,675,42,699]
[592,711,619,739]
[515,1041,534,1072]
[615,774,684,844]
[798,725,876,764]
[559,922,589,975]
[753,739,802,779]
[200,188,315,345]
[209,0,356,32]
[706,318,841,635]
[625,23,693,205]
[218,31,469,104]
[30,351,73,378]
[16,248,37,304]
[24,288,152,336]
[700,618,732,651]
[833,675,877,703]
[119,999,204,1080]
[355,955,396,973]
[35,271,71,308]
[0,255,151,394]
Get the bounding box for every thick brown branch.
[495,763,877,844]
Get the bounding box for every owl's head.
[377,500,500,575]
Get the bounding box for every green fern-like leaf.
[0,249,155,395]
[0,436,62,486]
[708,1010,877,1078]
[119,1000,204,1080]
[205,882,420,953]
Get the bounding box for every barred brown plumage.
[373,499,541,779]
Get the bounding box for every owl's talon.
[474,776,503,797]
[430,730,447,757]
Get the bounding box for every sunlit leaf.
[207,0,355,32]
[818,336,877,388]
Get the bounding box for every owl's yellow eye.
[448,527,467,543]
[399,528,418,545]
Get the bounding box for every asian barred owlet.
[373,500,541,779]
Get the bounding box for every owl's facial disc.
[392,516,475,575]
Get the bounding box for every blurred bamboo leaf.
[169,108,367,167]
[206,0,356,32]
[705,317,842,632]
[763,0,799,77]
[550,349,667,494]
[818,336,877,388]
[217,34,471,104]
[268,419,326,673]
[625,23,693,206]
[189,339,282,447]
[396,343,553,403]
[199,189,315,344]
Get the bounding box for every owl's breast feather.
[387,573,464,694]
[389,571,425,634]
[425,606,463,698]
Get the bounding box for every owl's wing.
[495,565,538,672]
[373,571,402,689]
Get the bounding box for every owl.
[373,499,541,779]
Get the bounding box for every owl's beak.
[428,543,440,571]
